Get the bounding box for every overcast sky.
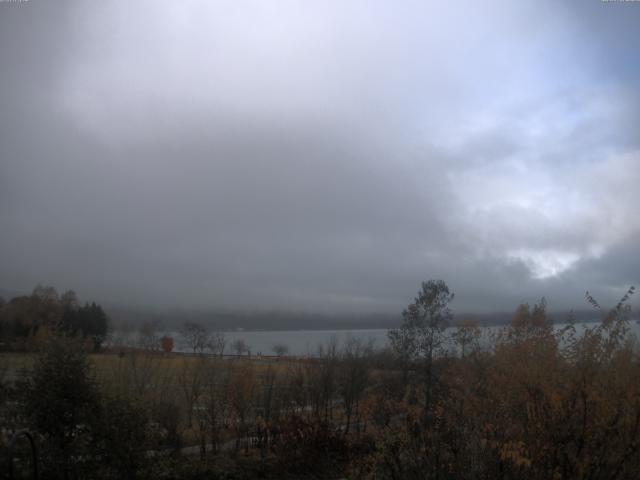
[1,0,638,314]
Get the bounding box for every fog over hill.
[106,305,634,332]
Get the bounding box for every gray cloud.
[1,0,638,315]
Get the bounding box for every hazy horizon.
[2,1,639,316]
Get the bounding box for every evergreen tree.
[18,336,100,479]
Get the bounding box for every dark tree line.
[0,285,110,351]
[60,302,109,350]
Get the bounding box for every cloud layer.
[1,0,638,314]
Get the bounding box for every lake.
[150,320,640,356]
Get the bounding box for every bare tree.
[272,343,289,356]
[307,336,339,422]
[338,336,373,434]
[137,320,161,351]
[228,362,255,454]
[199,358,229,453]
[452,319,481,358]
[177,356,207,428]
[208,330,227,356]
[180,321,210,354]
[232,338,249,356]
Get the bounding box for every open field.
[1,350,302,385]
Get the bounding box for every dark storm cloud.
[1,0,638,315]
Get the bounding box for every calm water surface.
[155,321,640,356]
